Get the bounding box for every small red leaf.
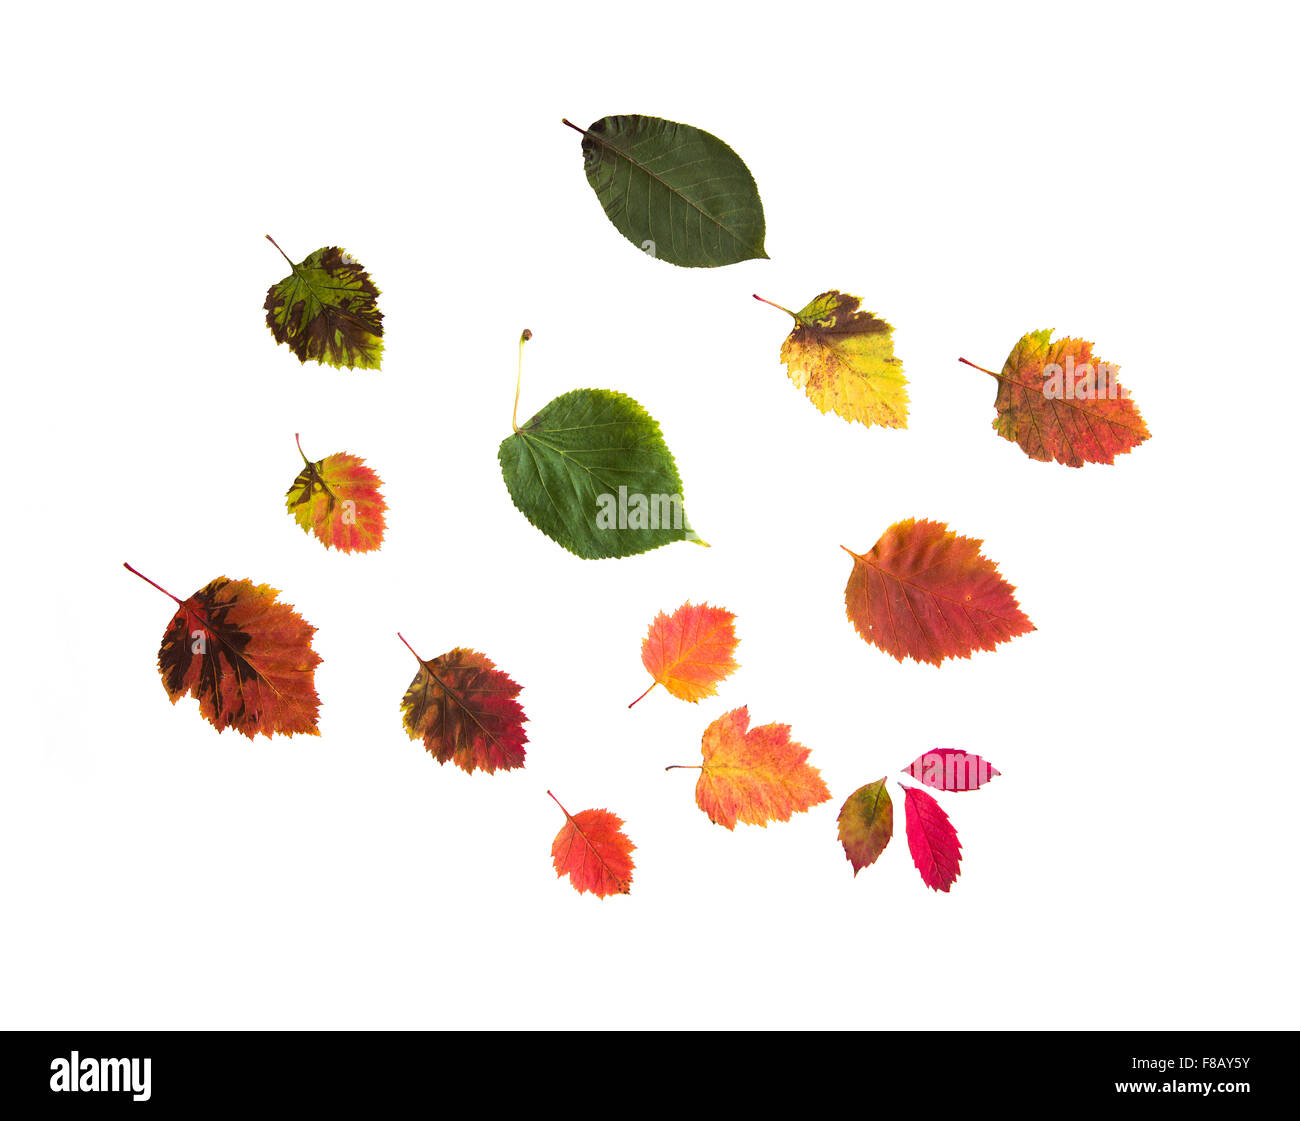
[903,785,962,892]
[548,791,635,898]
[902,749,1000,792]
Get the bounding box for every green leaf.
[499,387,702,559]
[566,115,767,268]
[263,236,383,369]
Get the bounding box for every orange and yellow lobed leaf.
[683,706,830,830]
[633,601,739,706]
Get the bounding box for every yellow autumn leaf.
[755,290,907,428]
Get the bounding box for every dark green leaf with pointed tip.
[573,114,767,268]
[498,388,702,559]
[264,245,383,369]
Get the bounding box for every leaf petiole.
[511,329,532,433]
[958,357,1000,379]
[627,681,658,709]
[122,562,182,605]
[265,234,295,268]
[753,293,800,320]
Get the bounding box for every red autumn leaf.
[843,518,1034,665]
[903,785,962,892]
[397,635,527,774]
[286,434,386,553]
[669,706,831,829]
[630,600,739,707]
[960,330,1150,467]
[548,791,635,897]
[124,563,321,739]
[903,749,1001,792]
[837,778,893,875]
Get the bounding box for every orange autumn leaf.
[630,601,739,707]
[960,330,1150,467]
[124,563,321,739]
[397,635,527,774]
[548,791,635,897]
[843,518,1034,666]
[286,433,387,553]
[669,706,830,829]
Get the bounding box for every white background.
[3,1,1296,1030]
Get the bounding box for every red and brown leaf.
[397,636,526,774]
[286,435,386,553]
[672,706,830,830]
[125,563,321,739]
[837,778,893,875]
[844,518,1034,665]
[903,749,1001,792]
[549,792,635,897]
[903,785,962,892]
[961,329,1149,467]
[631,601,739,706]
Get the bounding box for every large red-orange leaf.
[286,434,386,553]
[398,636,526,774]
[903,749,1000,792]
[844,518,1034,665]
[837,778,893,875]
[124,563,321,739]
[670,706,830,830]
[548,791,635,897]
[903,785,962,891]
[630,601,739,707]
[960,330,1149,467]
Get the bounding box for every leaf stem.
[396,632,423,663]
[753,294,798,319]
[958,357,1000,378]
[512,329,532,433]
[265,234,294,268]
[294,432,310,465]
[546,789,573,820]
[560,119,588,138]
[122,562,182,605]
[664,764,703,772]
[628,681,658,709]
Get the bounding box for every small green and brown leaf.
[263,236,383,370]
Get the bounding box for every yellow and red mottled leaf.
[398,636,526,774]
[548,791,635,897]
[756,291,907,428]
[844,518,1034,665]
[671,706,830,830]
[903,749,1000,791]
[961,330,1149,466]
[837,778,893,875]
[124,563,321,739]
[903,785,962,892]
[630,601,739,707]
[286,434,386,553]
